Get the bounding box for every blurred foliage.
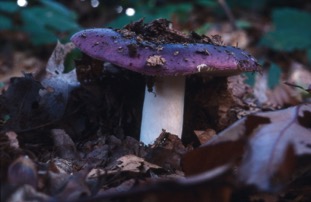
[63,49,82,73]
[0,0,81,45]
[0,0,310,66]
[260,8,311,52]
[244,62,281,89]
[267,63,282,89]
[107,0,217,28]
[307,49,311,65]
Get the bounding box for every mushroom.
[71,21,261,145]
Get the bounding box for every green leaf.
[195,0,217,7]
[307,48,311,66]
[0,15,12,30]
[107,3,193,28]
[244,72,256,86]
[268,63,281,89]
[64,49,82,73]
[20,3,80,45]
[24,26,58,45]
[40,0,77,20]
[21,6,80,32]
[0,1,19,13]
[244,62,281,88]
[260,8,311,51]
[195,23,213,35]
[236,20,251,29]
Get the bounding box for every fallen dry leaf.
[145,131,188,171]
[113,155,161,173]
[0,42,79,131]
[88,154,161,178]
[238,104,311,191]
[0,73,44,130]
[39,41,79,120]
[253,61,311,108]
[194,129,216,145]
[183,103,311,192]
[82,165,232,202]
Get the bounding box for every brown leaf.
[194,129,216,145]
[183,104,311,191]
[85,165,232,202]
[182,140,245,176]
[0,73,44,130]
[145,131,188,170]
[238,104,311,191]
[0,42,79,131]
[254,61,310,108]
[108,154,161,174]
[265,84,302,107]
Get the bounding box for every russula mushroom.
[71,20,261,144]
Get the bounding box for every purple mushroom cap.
[71,28,261,76]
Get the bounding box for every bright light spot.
[125,8,135,16]
[115,5,123,13]
[91,0,99,8]
[17,0,28,7]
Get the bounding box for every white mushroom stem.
[140,76,185,145]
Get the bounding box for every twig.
[284,81,311,93]
[217,0,237,30]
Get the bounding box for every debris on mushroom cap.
[71,19,261,76]
[146,55,166,67]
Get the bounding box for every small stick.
[218,0,237,30]
[284,81,311,93]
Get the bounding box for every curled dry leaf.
[115,155,161,173]
[88,154,161,178]
[39,41,79,120]
[183,103,311,192]
[0,42,79,131]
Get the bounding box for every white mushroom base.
[140,76,185,145]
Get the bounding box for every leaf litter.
[183,104,311,192]
[1,20,311,202]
